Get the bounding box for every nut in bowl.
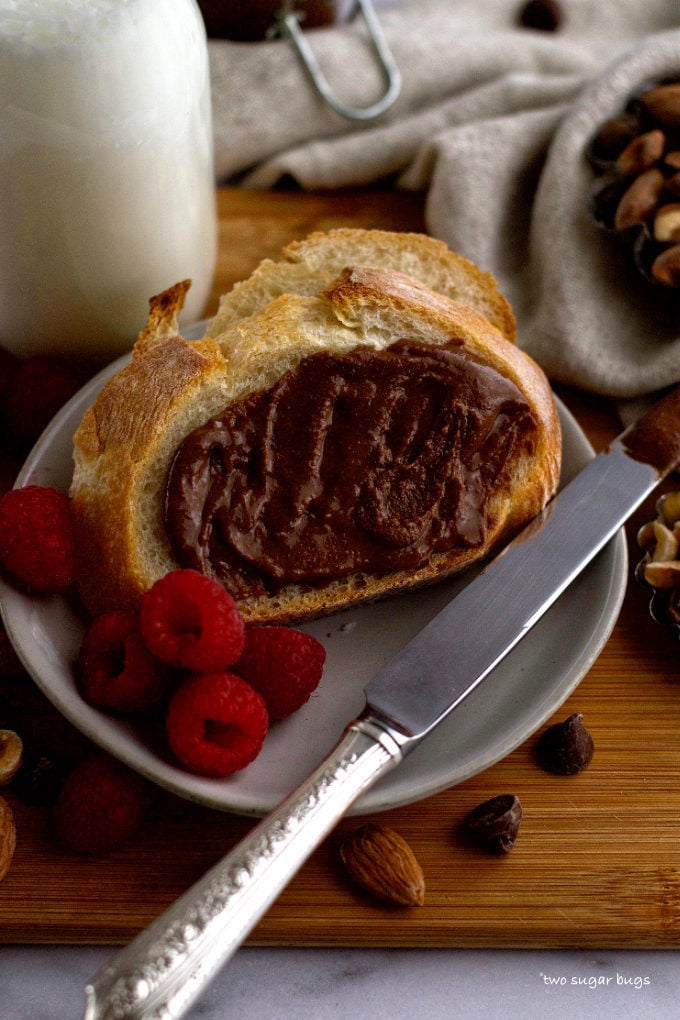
[586,78,680,290]
[636,490,680,633]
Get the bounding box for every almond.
[340,823,425,907]
[0,795,16,882]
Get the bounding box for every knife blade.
[84,386,680,1020]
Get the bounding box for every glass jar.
[0,0,217,360]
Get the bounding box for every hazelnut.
[615,129,665,177]
[651,519,679,562]
[587,115,640,166]
[614,168,665,230]
[651,243,680,287]
[641,83,680,128]
[654,204,680,244]
[587,79,680,288]
[657,491,680,527]
[664,151,680,171]
[643,560,680,589]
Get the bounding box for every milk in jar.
[0,0,217,360]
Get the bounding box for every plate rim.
[0,334,627,816]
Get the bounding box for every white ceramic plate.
[0,327,627,816]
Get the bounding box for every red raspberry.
[4,356,81,448]
[166,671,268,777]
[78,610,169,714]
[234,627,326,721]
[54,753,149,853]
[0,485,75,594]
[140,569,245,672]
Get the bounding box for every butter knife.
[84,386,680,1020]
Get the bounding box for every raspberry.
[4,356,81,448]
[0,485,75,594]
[234,627,326,721]
[54,753,149,853]
[140,569,245,672]
[166,671,268,777]
[78,610,169,714]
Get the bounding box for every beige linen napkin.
[209,0,680,399]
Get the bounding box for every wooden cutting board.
[3,188,680,948]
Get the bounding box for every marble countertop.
[2,946,679,1019]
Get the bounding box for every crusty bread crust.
[206,228,517,344]
[70,248,559,624]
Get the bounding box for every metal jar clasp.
[271,0,402,121]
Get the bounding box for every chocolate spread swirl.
[165,341,538,598]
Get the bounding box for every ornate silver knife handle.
[84,713,406,1020]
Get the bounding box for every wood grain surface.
[2,188,680,948]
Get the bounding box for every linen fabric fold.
[208,0,680,399]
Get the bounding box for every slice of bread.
[206,228,517,344]
[70,257,560,624]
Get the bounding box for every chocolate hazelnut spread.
[165,341,539,598]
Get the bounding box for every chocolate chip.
[463,793,523,853]
[518,0,563,32]
[535,712,594,775]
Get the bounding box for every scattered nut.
[463,793,523,853]
[641,83,680,128]
[0,729,23,785]
[340,823,425,907]
[535,713,594,775]
[0,795,16,882]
